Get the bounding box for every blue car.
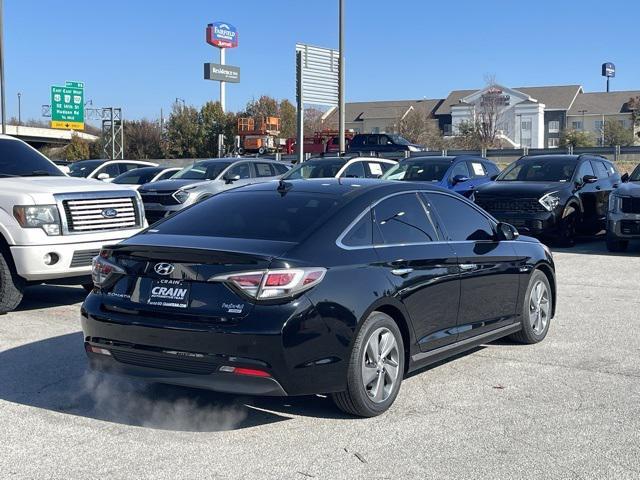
[382,155,500,197]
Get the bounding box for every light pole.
[338,0,345,153]
[17,92,21,126]
[0,0,5,134]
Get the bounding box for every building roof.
[434,85,583,115]
[567,91,640,115]
[324,99,443,124]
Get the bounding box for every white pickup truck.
[0,135,146,313]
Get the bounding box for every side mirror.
[497,222,519,241]
[452,174,470,185]
[582,174,598,184]
[97,172,110,180]
[224,174,241,184]
[621,173,629,183]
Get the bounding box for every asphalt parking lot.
[1,240,639,480]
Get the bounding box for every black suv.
[474,154,621,245]
[347,133,424,155]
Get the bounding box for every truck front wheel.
[0,250,25,314]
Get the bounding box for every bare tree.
[396,108,445,149]
[457,76,506,148]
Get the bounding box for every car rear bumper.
[80,293,350,396]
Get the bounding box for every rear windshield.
[0,140,65,177]
[152,191,341,242]
[497,157,578,182]
[172,162,231,180]
[282,160,345,180]
[382,160,451,182]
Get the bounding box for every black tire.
[82,283,95,293]
[0,250,25,314]
[606,235,628,252]
[557,204,578,247]
[237,147,245,155]
[331,311,405,417]
[509,270,552,344]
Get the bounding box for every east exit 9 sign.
[206,22,238,49]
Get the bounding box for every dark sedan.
[475,154,621,246]
[82,179,556,417]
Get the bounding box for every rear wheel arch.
[533,262,556,318]
[360,300,413,374]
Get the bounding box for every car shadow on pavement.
[15,285,89,312]
[0,332,350,432]
[549,235,640,256]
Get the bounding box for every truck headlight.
[173,190,190,204]
[13,205,61,235]
[538,192,560,212]
[608,195,620,213]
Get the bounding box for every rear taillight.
[91,249,126,288]
[214,268,326,300]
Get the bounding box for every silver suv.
[607,164,640,252]
[139,158,290,224]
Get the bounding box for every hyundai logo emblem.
[154,263,175,276]
[101,208,118,218]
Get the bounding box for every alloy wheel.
[361,327,400,403]
[529,280,550,335]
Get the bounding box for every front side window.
[591,160,609,179]
[96,163,120,178]
[575,160,595,180]
[373,193,437,244]
[426,193,494,242]
[450,161,470,179]
[157,169,178,180]
[342,161,366,178]
[225,162,251,180]
[68,160,104,178]
[630,165,640,182]
[0,140,65,177]
[364,162,390,178]
[113,168,159,185]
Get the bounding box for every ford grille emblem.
[101,208,118,218]
[154,263,175,275]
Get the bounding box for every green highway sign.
[51,82,84,130]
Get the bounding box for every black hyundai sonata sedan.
[82,179,556,417]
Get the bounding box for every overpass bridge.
[2,125,98,147]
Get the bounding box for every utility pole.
[17,92,21,126]
[338,0,345,153]
[0,0,6,134]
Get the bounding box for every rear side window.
[255,162,274,177]
[468,161,487,178]
[426,193,494,241]
[373,193,438,244]
[341,211,373,247]
[154,191,340,242]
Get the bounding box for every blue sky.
[3,0,637,123]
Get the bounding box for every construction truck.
[237,116,281,155]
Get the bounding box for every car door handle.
[459,264,477,272]
[391,268,413,276]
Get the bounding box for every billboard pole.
[0,0,6,134]
[220,47,226,112]
[296,50,304,164]
[338,0,345,153]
